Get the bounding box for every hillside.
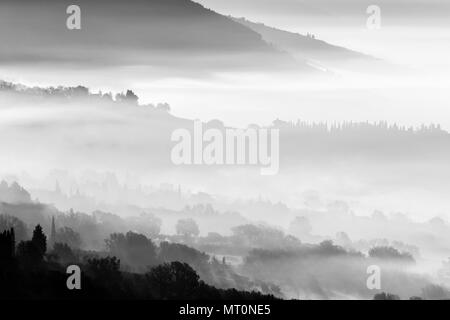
[0,0,303,71]
[232,17,381,71]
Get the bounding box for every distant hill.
[2,79,449,169]
[232,17,381,72]
[0,0,390,73]
[0,0,308,71]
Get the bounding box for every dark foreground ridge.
[0,223,277,300]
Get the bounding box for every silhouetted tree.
[146,262,200,299]
[106,231,158,270]
[55,226,82,249]
[16,241,43,266]
[0,215,28,242]
[369,246,415,263]
[86,256,121,282]
[32,225,47,257]
[232,224,300,249]
[159,241,209,269]
[0,228,15,261]
[51,243,77,264]
[115,90,138,104]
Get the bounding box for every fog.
[1,0,449,300]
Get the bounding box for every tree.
[51,243,77,264]
[86,257,122,293]
[159,241,209,269]
[146,262,200,299]
[16,225,47,266]
[56,227,82,249]
[86,256,121,278]
[127,213,162,238]
[115,90,138,104]
[231,224,294,248]
[369,246,415,263]
[31,225,47,257]
[318,240,347,256]
[0,214,28,242]
[105,231,158,270]
[0,228,15,261]
[16,241,43,266]
[176,219,200,238]
[125,90,138,103]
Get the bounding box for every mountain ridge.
[0,0,375,73]
[0,0,304,71]
[231,17,380,72]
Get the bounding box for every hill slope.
[0,0,304,71]
[232,17,380,71]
